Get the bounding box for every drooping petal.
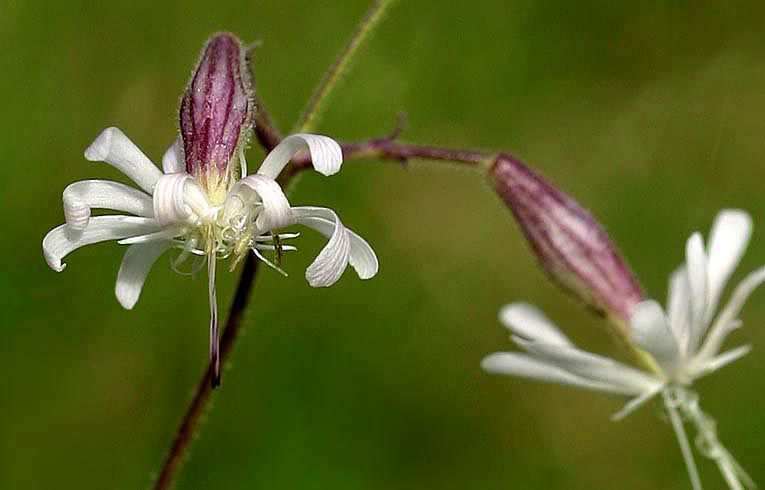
[84,127,163,194]
[292,207,377,280]
[694,266,765,363]
[513,337,662,396]
[630,300,680,373]
[685,232,709,349]
[498,303,573,347]
[162,137,184,174]
[667,266,691,353]
[705,210,752,320]
[481,352,628,394]
[62,180,154,230]
[290,206,350,287]
[42,216,161,272]
[236,174,296,231]
[257,134,342,179]
[115,241,170,309]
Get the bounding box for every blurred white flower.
[483,210,762,490]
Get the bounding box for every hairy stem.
[294,0,397,132]
[152,254,260,490]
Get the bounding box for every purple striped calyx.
[490,153,645,331]
[181,33,253,200]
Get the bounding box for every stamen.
[252,247,288,277]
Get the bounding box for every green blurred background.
[2,1,765,488]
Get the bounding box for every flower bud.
[180,33,252,196]
[489,153,645,329]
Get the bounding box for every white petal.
[630,300,680,373]
[498,302,572,347]
[685,232,709,349]
[162,137,184,174]
[481,352,626,393]
[514,338,662,396]
[115,241,170,309]
[291,206,350,287]
[236,175,296,231]
[84,127,163,194]
[611,384,663,421]
[292,208,378,280]
[62,180,154,230]
[256,133,342,179]
[694,266,765,363]
[705,210,752,320]
[117,228,182,245]
[42,216,161,272]
[692,344,751,379]
[152,174,194,227]
[666,266,691,353]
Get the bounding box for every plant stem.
[152,254,260,490]
[664,389,704,490]
[294,136,491,169]
[294,0,397,133]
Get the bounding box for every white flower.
[482,210,762,490]
[42,128,378,383]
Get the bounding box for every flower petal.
[611,385,664,421]
[84,127,163,194]
[481,352,627,394]
[630,300,680,373]
[514,337,662,396]
[705,209,752,319]
[42,216,161,272]
[292,207,377,280]
[693,344,751,379]
[256,133,342,179]
[291,206,351,287]
[115,241,170,309]
[685,232,709,349]
[117,228,182,245]
[498,302,572,347]
[62,179,154,230]
[666,266,691,353]
[694,266,765,363]
[236,174,296,231]
[152,174,194,227]
[162,137,184,174]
